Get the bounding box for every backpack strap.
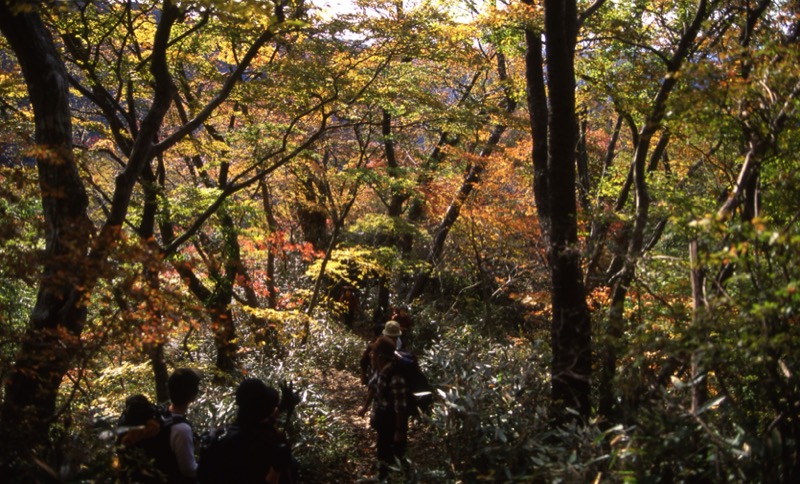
[162,412,188,429]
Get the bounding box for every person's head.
[382,320,402,339]
[370,336,396,366]
[167,368,202,407]
[235,378,280,426]
[122,394,155,426]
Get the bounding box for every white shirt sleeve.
[170,421,198,477]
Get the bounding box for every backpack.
[116,394,189,483]
[198,423,297,483]
[391,350,434,417]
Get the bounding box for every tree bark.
[372,108,407,326]
[296,173,329,251]
[139,162,169,402]
[0,3,94,467]
[260,180,279,309]
[544,0,592,418]
[0,4,180,469]
[524,23,550,237]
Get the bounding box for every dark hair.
[121,394,156,426]
[167,368,201,406]
[235,378,280,425]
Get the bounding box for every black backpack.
[116,394,189,483]
[391,350,434,417]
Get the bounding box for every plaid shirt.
[371,363,408,415]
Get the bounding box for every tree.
[0,0,312,471]
[539,0,597,418]
[0,0,179,471]
[405,3,521,302]
[61,0,334,373]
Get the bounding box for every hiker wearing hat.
[382,320,404,350]
[358,336,411,481]
[359,320,404,386]
[197,379,299,483]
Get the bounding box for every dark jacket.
[197,422,294,484]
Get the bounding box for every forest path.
[308,367,376,481]
[302,327,445,482]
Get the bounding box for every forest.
[1,0,799,482]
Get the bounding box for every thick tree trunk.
[0,4,94,470]
[544,0,592,418]
[297,175,328,251]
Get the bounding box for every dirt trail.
[308,367,377,480]
[309,367,443,482]
[303,330,445,482]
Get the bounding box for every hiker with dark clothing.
[117,395,162,483]
[391,306,413,349]
[338,285,360,328]
[361,336,410,481]
[359,321,403,385]
[117,368,201,483]
[197,379,299,484]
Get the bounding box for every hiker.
[166,368,202,482]
[359,336,410,481]
[391,305,413,349]
[359,320,403,385]
[338,285,360,328]
[197,379,299,483]
[382,319,404,350]
[117,367,202,483]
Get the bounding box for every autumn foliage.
[1,0,800,481]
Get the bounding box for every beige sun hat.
[382,320,403,338]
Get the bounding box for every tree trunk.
[0,5,94,467]
[524,24,550,236]
[577,112,591,211]
[167,234,240,373]
[373,108,408,319]
[0,0,182,468]
[261,180,279,309]
[544,0,592,418]
[139,163,170,402]
[597,0,708,419]
[584,114,624,287]
[296,175,328,251]
[689,239,707,413]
